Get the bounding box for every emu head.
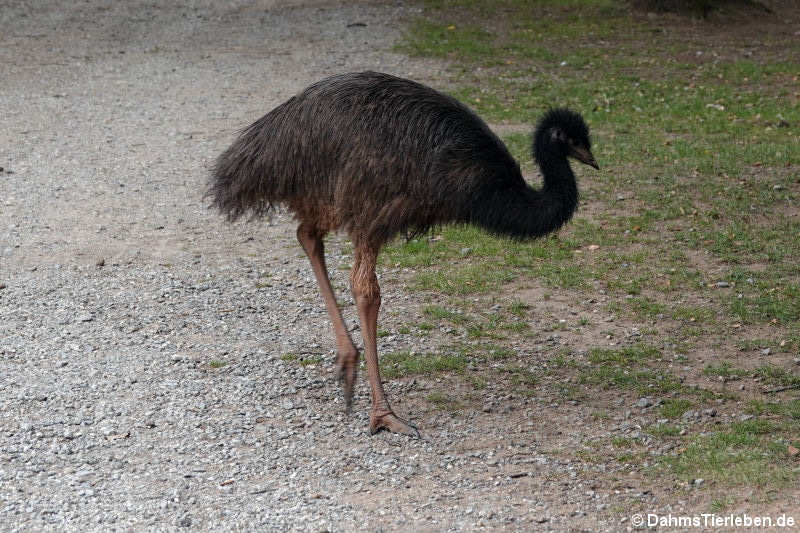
[546,110,599,170]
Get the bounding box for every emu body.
[210,71,597,437]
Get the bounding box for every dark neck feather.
[469,147,578,240]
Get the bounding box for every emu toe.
[370,411,421,439]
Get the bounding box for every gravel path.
[0,2,636,531]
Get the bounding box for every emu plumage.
[210,71,598,437]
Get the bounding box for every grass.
[386,0,799,335]
[648,423,682,437]
[380,0,800,508]
[423,305,470,324]
[660,419,797,488]
[588,344,660,365]
[745,399,800,419]
[497,364,539,396]
[579,344,682,395]
[579,366,682,395]
[427,392,464,411]
[380,350,467,379]
[754,365,800,388]
[660,398,694,419]
[703,362,749,380]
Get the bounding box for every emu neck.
[469,153,578,240]
[539,149,577,195]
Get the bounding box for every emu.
[209,71,598,438]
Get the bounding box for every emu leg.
[352,247,420,438]
[296,224,359,410]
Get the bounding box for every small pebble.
[635,397,653,408]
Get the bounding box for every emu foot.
[370,410,421,439]
[334,349,359,412]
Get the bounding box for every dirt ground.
[1,1,797,532]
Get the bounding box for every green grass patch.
[703,362,749,380]
[423,304,470,324]
[497,364,539,395]
[427,391,463,411]
[507,300,530,317]
[627,297,668,320]
[672,305,716,323]
[745,399,800,420]
[588,344,661,365]
[415,263,516,294]
[485,345,515,360]
[660,419,797,488]
[659,398,693,419]
[754,365,800,388]
[648,424,682,438]
[550,351,579,368]
[209,360,228,368]
[394,0,800,336]
[579,366,681,395]
[299,355,323,367]
[611,436,638,448]
[380,350,467,379]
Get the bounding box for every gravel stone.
[635,397,653,408]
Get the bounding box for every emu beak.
[572,146,599,170]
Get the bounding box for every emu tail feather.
[207,109,294,222]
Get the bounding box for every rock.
[75,469,94,482]
[281,398,294,410]
[714,281,730,288]
[636,397,653,408]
